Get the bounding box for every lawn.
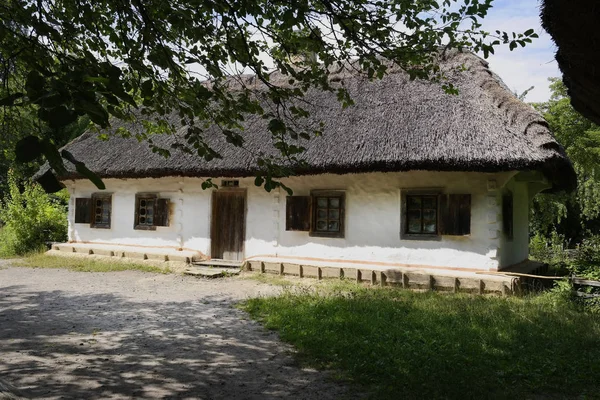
[14,253,173,274]
[242,281,600,399]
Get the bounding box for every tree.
[0,0,538,192]
[532,78,600,244]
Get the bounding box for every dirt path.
[0,264,349,399]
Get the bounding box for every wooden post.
[298,265,303,278]
[260,262,265,274]
[356,269,362,283]
[453,278,459,293]
[429,275,435,291]
[339,268,344,280]
[402,272,408,289]
[380,272,387,287]
[317,267,323,280]
[478,279,484,295]
[502,282,508,296]
[279,263,284,276]
[371,271,377,285]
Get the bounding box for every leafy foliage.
[0,0,537,191]
[531,79,600,243]
[0,170,67,256]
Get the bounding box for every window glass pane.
[328,221,339,232]
[329,197,340,208]
[147,216,153,225]
[317,209,327,219]
[423,209,437,234]
[422,196,436,209]
[329,209,339,220]
[317,197,328,208]
[140,208,146,216]
[316,220,327,231]
[407,210,421,233]
[96,199,102,207]
[407,196,421,209]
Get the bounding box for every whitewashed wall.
[65,170,529,271]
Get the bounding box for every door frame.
[210,188,247,260]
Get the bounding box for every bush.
[0,171,68,256]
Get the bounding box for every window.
[503,191,514,240]
[401,191,471,240]
[311,191,345,238]
[134,194,170,230]
[284,191,345,238]
[406,195,438,235]
[74,198,91,224]
[91,194,111,229]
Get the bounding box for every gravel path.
[0,264,349,399]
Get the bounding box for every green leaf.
[0,93,24,106]
[61,150,105,190]
[15,136,43,163]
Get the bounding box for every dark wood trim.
[134,193,158,231]
[400,189,442,241]
[309,190,345,239]
[90,193,112,229]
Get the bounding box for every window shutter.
[439,194,471,235]
[75,198,91,223]
[286,196,311,231]
[502,192,513,239]
[155,199,170,227]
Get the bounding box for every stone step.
[193,259,243,268]
[184,266,241,278]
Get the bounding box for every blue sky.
[479,0,559,102]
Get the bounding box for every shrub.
[0,171,68,256]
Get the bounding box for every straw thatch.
[542,0,600,126]
[38,50,575,191]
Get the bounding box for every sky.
[479,0,559,102]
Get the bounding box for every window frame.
[134,193,159,231]
[309,190,345,238]
[90,193,112,229]
[401,189,442,241]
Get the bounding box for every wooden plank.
[356,269,362,283]
[286,196,311,231]
[317,267,323,280]
[429,275,435,290]
[380,272,387,287]
[260,262,265,274]
[402,273,409,289]
[457,194,471,235]
[572,277,600,287]
[298,265,303,278]
[478,279,484,295]
[371,271,376,285]
[211,190,246,261]
[453,278,459,293]
[279,263,284,275]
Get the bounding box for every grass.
[241,282,600,399]
[15,253,173,274]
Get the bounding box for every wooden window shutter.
[286,196,311,231]
[502,192,514,240]
[439,194,471,235]
[155,199,170,227]
[75,198,91,224]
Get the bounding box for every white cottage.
[39,51,575,274]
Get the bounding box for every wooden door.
[211,190,246,261]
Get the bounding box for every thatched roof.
[542,0,600,126]
[39,50,575,191]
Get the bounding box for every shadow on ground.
[0,281,347,399]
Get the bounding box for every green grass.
[242,283,600,399]
[15,253,173,274]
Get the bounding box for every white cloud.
[478,0,560,102]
